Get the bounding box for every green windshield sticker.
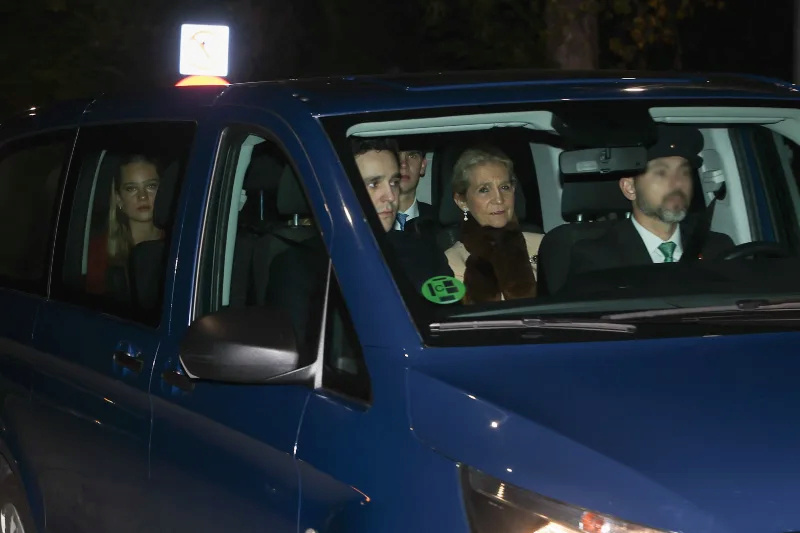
[422,276,466,304]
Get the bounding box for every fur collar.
[460,215,536,304]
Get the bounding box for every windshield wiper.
[430,317,637,334]
[604,298,800,321]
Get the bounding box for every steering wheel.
[716,240,792,261]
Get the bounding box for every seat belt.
[681,183,726,262]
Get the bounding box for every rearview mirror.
[560,147,647,177]
[179,306,316,385]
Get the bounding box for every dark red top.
[86,233,109,294]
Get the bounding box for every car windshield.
[324,99,800,342]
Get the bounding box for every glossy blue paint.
[409,332,800,533]
[296,347,470,533]
[31,305,158,531]
[0,71,798,533]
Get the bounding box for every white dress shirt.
[631,216,683,263]
[393,199,420,230]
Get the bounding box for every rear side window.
[51,122,196,326]
[0,132,72,291]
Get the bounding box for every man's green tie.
[658,241,677,263]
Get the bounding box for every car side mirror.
[179,306,316,385]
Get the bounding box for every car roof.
[216,69,800,117]
[3,70,799,135]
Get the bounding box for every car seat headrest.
[243,143,286,191]
[561,180,630,221]
[277,165,310,216]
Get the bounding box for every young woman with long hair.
[87,154,163,296]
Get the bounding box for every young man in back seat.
[361,139,451,287]
[393,148,434,232]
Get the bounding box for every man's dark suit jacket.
[569,217,735,277]
[417,201,434,221]
[402,201,434,232]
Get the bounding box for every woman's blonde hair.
[106,154,159,266]
[452,145,516,198]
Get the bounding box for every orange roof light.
[175,75,230,87]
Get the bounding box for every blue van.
[1,71,800,533]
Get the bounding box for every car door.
[30,121,196,532]
[147,111,330,531]
[0,130,75,532]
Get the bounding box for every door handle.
[113,350,144,373]
[161,370,195,392]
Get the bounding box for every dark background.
[680,1,792,79]
[0,0,794,118]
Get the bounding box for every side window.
[0,132,71,289]
[199,130,327,354]
[52,122,196,326]
[198,128,369,401]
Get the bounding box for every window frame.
[49,120,197,328]
[194,127,250,317]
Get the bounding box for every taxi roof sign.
[179,24,230,76]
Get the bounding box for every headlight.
[461,467,675,533]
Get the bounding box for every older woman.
[445,146,543,304]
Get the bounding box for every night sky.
[0,1,796,118]
[681,0,794,81]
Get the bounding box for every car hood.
[407,331,800,533]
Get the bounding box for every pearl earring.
[463,209,469,221]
